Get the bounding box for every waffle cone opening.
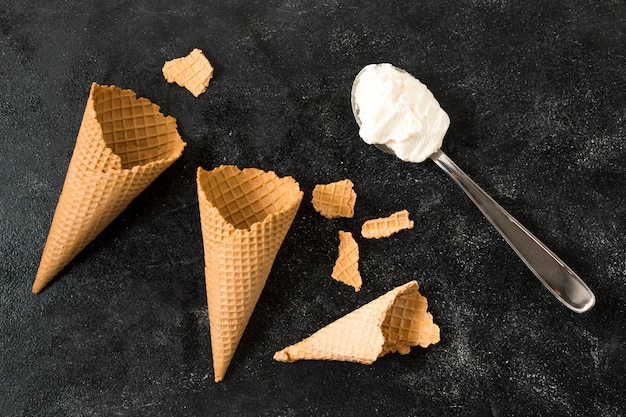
[197,165,302,231]
[92,84,185,170]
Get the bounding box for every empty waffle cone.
[361,209,414,239]
[162,48,214,97]
[274,281,439,363]
[311,179,356,219]
[331,231,362,291]
[33,83,186,293]
[197,165,303,382]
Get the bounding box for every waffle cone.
[33,83,185,293]
[274,281,439,363]
[361,209,414,239]
[197,165,303,382]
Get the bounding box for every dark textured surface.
[1,1,625,416]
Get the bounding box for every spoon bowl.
[351,65,595,313]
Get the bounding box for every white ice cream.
[352,63,450,163]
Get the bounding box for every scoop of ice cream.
[353,63,450,163]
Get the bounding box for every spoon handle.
[430,150,595,312]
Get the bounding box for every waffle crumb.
[163,48,214,97]
[331,231,362,291]
[311,179,356,219]
[361,209,414,239]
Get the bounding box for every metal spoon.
[351,66,595,313]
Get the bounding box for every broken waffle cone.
[162,48,214,97]
[274,281,439,364]
[197,165,303,382]
[361,209,414,239]
[311,179,356,219]
[33,83,186,294]
[331,231,362,291]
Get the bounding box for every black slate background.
[1,1,625,416]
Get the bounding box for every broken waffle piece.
[331,231,362,291]
[33,83,186,293]
[197,165,303,382]
[361,209,414,239]
[311,179,356,218]
[162,48,214,97]
[274,281,440,363]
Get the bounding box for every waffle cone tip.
[31,271,50,294]
[214,371,226,383]
[273,350,290,362]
